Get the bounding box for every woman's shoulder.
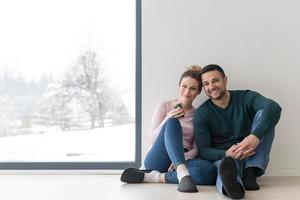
[156,100,174,110]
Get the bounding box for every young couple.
[120,64,281,199]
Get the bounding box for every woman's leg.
[165,159,217,185]
[123,118,197,192]
[144,118,197,192]
[121,118,179,184]
[144,118,186,172]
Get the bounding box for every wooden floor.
[0,175,299,200]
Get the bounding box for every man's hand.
[235,135,259,159]
[225,135,259,160]
[236,134,259,152]
[225,144,240,159]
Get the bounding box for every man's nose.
[208,84,216,91]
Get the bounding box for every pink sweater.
[148,101,198,160]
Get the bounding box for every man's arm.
[234,91,282,159]
[247,90,282,139]
[193,109,226,162]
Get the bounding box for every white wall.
[142,0,300,175]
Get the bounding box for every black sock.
[219,157,245,199]
[120,168,151,183]
[243,167,260,190]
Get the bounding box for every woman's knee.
[165,117,181,128]
[164,118,182,138]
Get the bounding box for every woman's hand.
[168,107,185,118]
[168,101,185,118]
[168,163,175,172]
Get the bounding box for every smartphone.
[174,103,183,109]
[174,103,184,118]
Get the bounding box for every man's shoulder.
[193,100,212,123]
[195,99,212,115]
[231,90,261,100]
[231,89,259,95]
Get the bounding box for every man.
[194,64,281,199]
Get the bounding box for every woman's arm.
[148,102,171,144]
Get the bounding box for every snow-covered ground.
[0,123,135,162]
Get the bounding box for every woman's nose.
[184,89,190,96]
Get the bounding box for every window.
[0,0,141,169]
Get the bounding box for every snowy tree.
[104,89,132,126]
[38,82,76,130]
[37,50,131,130]
[63,51,108,128]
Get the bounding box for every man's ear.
[224,76,228,85]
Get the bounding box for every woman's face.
[179,77,201,105]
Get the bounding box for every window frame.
[0,0,141,170]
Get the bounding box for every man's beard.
[208,88,226,100]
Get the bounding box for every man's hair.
[201,64,225,77]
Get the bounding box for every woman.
[121,65,217,192]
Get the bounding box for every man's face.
[201,70,227,100]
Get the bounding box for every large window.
[0,0,141,169]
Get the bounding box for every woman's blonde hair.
[179,65,202,91]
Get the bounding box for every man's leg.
[243,110,275,190]
[214,158,245,199]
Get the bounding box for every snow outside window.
[0,0,141,169]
